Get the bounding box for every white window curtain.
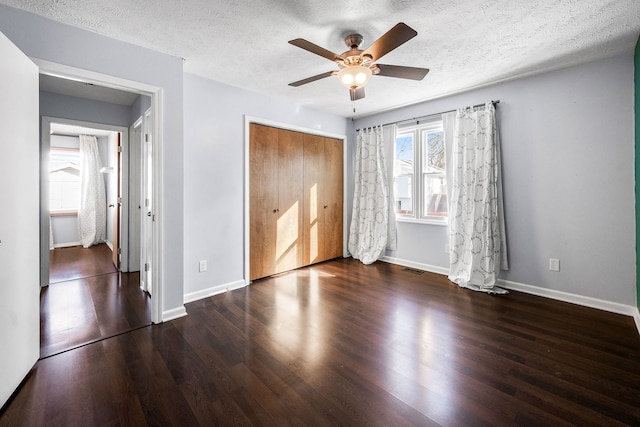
[348,125,397,264]
[78,135,106,248]
[446,103,508,293]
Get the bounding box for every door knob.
[108,204,115,207]
[147,212,152,217]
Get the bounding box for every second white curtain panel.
[446,103,508,293]
[78,134,106,248]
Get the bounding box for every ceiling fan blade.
[350,87,365,101]
[361,23,417,62]
[289,71,335,87]
[375,64,429,80]
[289,38,345,62]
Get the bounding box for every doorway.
[41,117,151,357]
[35,58,164,324]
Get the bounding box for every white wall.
[183,73,349,298]
[0,4,185,314]
[354,53,636,306]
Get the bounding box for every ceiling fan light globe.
[341,73,354,85]
[337,65,372,89]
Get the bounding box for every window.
[393,118,447,223]
[50,147,81,213]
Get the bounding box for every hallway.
[41,244,151,358]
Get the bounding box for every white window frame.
[394,118,447,225]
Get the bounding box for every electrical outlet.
[549,258,560,272]
[199,260,207,272]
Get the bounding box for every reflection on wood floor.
[49,244,117,283]
[41,244,151,358]
[6,258,637,425]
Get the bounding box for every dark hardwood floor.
[41,244,151,358]
[3,258,639,426]
[49,244,117,283]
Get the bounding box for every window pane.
[423,174,447,217]
[394,135,413,215]
[50,150,81,211]
[423,130,444,173]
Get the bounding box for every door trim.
[35,59,164,324]
[243,116,348,285]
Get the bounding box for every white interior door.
[129,119,142,272]
[0,31,40,407]
[141,108,153,295]
[110,132,121,270]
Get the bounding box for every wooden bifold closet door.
[249,123,343,281]
[303,133,343,266]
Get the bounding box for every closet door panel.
[275,129,304,273]
[303,134,323,265]
[323,137,344,260]
[249,123,279,280]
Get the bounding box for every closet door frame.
[243,116,348,284]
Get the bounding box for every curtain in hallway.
[78,135,106,248]
[447,103,508,293]
[348,125,397,265]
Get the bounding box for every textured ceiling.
[4,0,640,118]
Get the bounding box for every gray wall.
[183,73,349,297]
[1,4,185,315]
[354,53,636,306]
[130,94,151,125]
[41,91,132,127]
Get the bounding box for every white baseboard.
[380,257,640,336]
[105,240,113,251]
[498,279,638,318]
[183,279,247,304]
[162,306,187,322]
[52,241,81,249]
[632,307,640,336]
[381,256,449,276]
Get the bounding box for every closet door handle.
[273,209,279,213]
[324,205,328,209]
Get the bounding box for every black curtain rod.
[356,100,500,132]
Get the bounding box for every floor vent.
[402,268,424,275]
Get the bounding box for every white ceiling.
[5,0,640,118]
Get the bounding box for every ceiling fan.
[288,23,429,101]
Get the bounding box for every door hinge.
[145,133,151,143]
[117,145,123,153]
[145,198,150,207]
[152,214,156,222]
[117,197,122,204]
[144,263,150,272]
[118,248,122,255]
